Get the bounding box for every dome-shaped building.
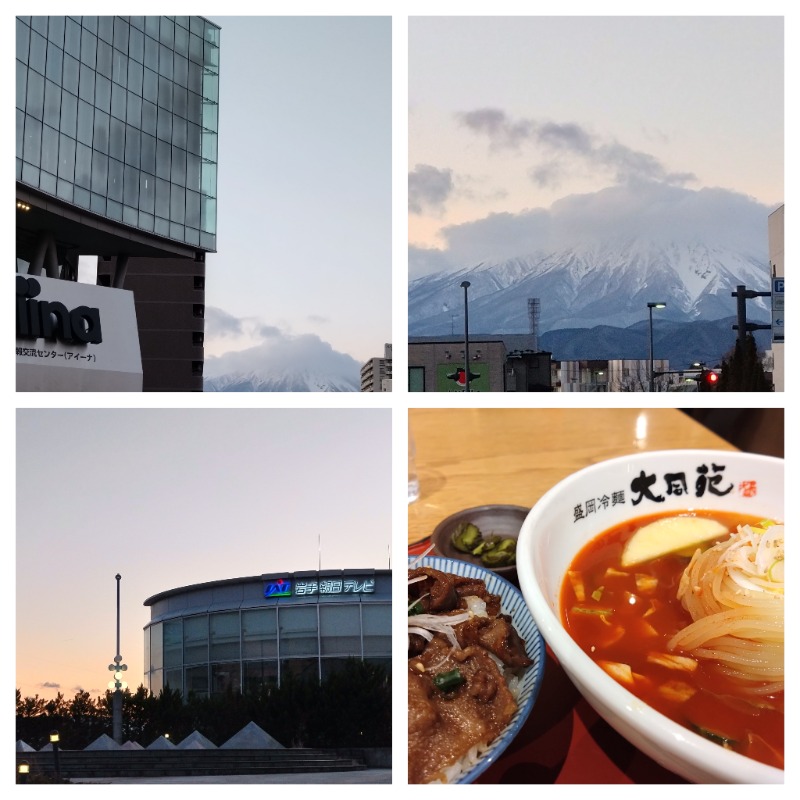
[143,569,390,697]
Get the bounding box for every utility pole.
[732,285,771,346]
[461,281,471,392]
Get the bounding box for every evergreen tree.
[717,334,772,391]
[17,659,391,750]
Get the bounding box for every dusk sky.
[409,14,784,277]
[16,408,391,702]
[204,15,391,369]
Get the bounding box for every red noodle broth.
[560,510,784,769]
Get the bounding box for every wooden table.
[407,408,737,784]
[408,408,735,548]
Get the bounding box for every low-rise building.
[409,334,553,391]
[556,358,681,391]
[360,343,392,391]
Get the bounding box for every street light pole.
[108,574,128,744]
[647,302,666,392]
[49,731,60,781]
[461,281,471,392]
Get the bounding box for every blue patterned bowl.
[408,554,546,783]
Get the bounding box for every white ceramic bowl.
[516,449,784,784]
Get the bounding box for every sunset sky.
[409,14,784,275]
[16,408,391,702]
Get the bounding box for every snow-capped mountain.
[204,369,359,392]
[202,330,362,392]
[409,237,771,335]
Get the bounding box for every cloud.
[308,314,329,324]
[205,308,285,355]
[205,306,244,338]
[203,309,361,389]
[528,161,565,189]
[41,681,61,689]
[409,181,773,277]
[258,324,282,338]
[457,108,696,186]
[409,164,455,214]
[457,108,536,150]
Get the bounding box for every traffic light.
[697,369,719,391]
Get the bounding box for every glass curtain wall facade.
[143,572,392,698]
[16,15,219,252]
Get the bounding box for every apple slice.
[621,516,729,566]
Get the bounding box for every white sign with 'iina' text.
[16,274,142,391]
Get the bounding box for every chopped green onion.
[591,586,605,602]
[571,606,614,616]
[408,600,424,616]
[767,557,784,582]
[690,722,738,748]
[433,669,465,692]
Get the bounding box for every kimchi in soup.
[561,510,784,769]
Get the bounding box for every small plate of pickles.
[430,504,529,577]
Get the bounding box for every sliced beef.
[455,614,533,668]
[408,637,518,784]
[409,567,459,612]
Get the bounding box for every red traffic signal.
[698,369,719,390]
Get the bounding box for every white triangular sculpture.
[121,740,144,750]
[147,735,176,749]
[17,740,36,752]
[221,721,284,749]
[177,730,216,749]
[85,733,122,750]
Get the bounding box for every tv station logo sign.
[264,576,376,598]
[16,274,142,391]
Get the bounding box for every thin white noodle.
[409,542,436,569]
[668,523,784,693]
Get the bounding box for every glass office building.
[16,16,219,391]
[143,570,391,697]
[16,15,219,251]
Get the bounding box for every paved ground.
[70,769,392,784]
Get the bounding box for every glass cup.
[408,429,420,504]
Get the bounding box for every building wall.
[768,204,784,392]
[98,255,205,390]
[143,570,391,697]
[360,344,392,391]
[17,16,220,391]
[16,15,220,251]
[505,352,553,391]
[360,357,387,391]
[408,341,506,391]
[606,359,671,392]
[558,359,671,391]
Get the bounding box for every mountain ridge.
[409,238,771,337]
[204,369,360,392]
[537,316,773,369]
